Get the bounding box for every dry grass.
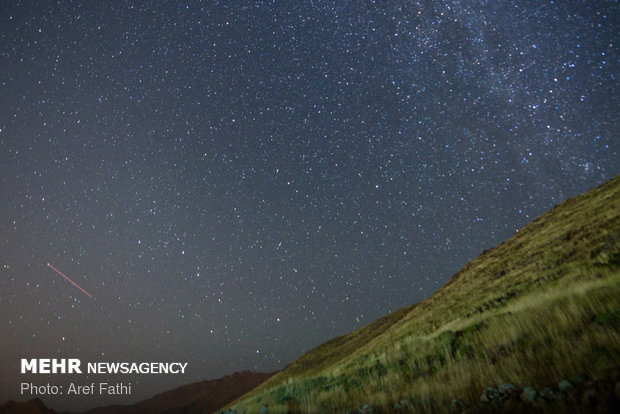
[222,176,620,413]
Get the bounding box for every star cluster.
[0,1,618,411]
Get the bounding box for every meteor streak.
[47,263,93,298]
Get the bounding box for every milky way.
[1,1,618,410]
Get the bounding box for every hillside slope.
[224,175,620,413]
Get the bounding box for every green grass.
[222,175,620,413]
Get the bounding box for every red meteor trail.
[47,263,93,298]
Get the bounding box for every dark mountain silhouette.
[0,398,56,414]
[83,371,274,414]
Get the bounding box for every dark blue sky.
[1,1,618,411]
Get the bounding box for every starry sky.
[1,1,618,411]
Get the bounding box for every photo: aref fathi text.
[21,381,132,396]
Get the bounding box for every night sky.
[1,1,618,411]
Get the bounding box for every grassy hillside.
[223,176,620,413]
